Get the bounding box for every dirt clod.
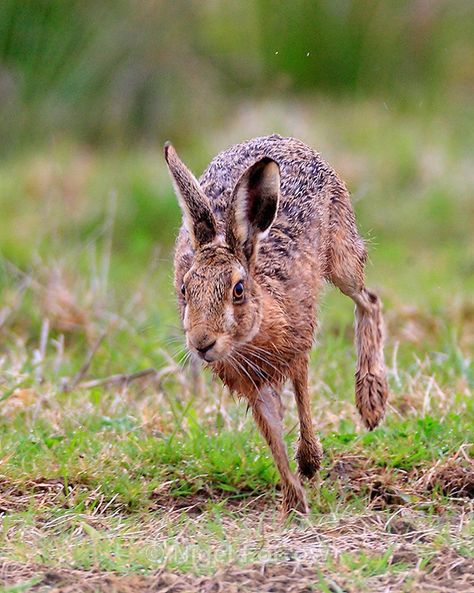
[426,460,474,499]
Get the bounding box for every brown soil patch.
[0,559,326,593]
[425,459,474,499]
[150,490,271,515]
[0,477,126,515]
[328,448,474,509]
[420,547,474,592]
[328,454,414,510]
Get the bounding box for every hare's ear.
[164,142,217,249]
[226,158,280,261]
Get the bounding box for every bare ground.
[1,541,473,593]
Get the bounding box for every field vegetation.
[0,2,473,592]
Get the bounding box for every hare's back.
[199,134,339,223]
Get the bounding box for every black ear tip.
[255,157,280,176]
[259,156,278,166]
[267,158,280,173]
[163,141,173,160]
[247,157,280,188]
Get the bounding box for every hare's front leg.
[250,386,308,516]
[292,355,323,480]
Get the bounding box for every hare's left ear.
[226,158,280,262]
[164,142,217,249]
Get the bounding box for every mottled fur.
[165,135,389,515]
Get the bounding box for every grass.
[0,98,473,592]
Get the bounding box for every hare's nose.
[189,331,218,359]
[196,340,216,356]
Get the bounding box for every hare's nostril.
[196,340,216,355]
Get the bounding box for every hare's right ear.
[164,143,217,249]
[226,158,280,262]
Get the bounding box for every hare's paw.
[296,437,323,480]
[281,479,308,517]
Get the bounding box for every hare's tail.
[325,185,389,429]
[353,289,388,430]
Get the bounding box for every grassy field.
[0,99,473,592]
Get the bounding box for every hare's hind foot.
[281,478,309,517]
[296,436,323,480]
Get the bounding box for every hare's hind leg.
[326,191,389,429]
[291,355,323,480]
[250,386,308,515]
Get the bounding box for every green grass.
[1,410,472,512]
[0,98,473,591]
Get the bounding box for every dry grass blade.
[62,332,108,392]
[74,367,162,390]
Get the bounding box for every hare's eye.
[233,281,245,303]
[180,283,186,297]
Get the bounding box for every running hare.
[165,135,388,515]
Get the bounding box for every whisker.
[241,342,287,365]
[246,341,287,360]
[226,355,247,393]
[165,336,185,345]
[240,346,281,374]
[235,350,267,381]
[178,349,193,368]
[170,344,187,359]
[226,355,241,381]
[239,344,286,379]
[232,352,261,395]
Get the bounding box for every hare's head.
[165,143,280,362]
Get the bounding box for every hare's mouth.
[188,335,231,363]
[198,349,221,363]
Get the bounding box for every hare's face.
[179,247,261,362]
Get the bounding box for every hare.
[164,135,388,515]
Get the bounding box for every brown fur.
[165,135,389,515]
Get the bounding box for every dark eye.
[180,283,186,297]
[233,281,245,302]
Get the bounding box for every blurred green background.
[1,0,474,150]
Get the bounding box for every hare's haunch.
[165,135,388,516]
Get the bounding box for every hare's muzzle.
[188,331,224,362]
[195,339,216,359]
